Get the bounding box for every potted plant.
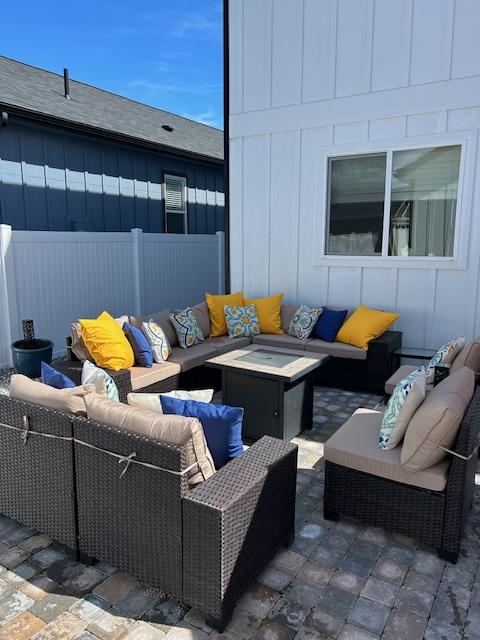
[11,320,53,378]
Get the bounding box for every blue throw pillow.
[160,396,244,469]
[123,322,153,367]
[312,307,348,342]
[41,362,76,389]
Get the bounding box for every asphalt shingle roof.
[0,56,223,162]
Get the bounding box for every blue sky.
[0,0,224,129]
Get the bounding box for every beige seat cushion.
[191,302,211,338]
[169,344,218,372]
[205,336,252,354]
[451,337,480,375]
[281,303,299,333]
[85,394,215,486]
[129,310,178,347]
[129,362,181,391]
[10,374,92,415]
[324,408,450,491]
[401,367,475,472]
[384,365,418,395]
[306,338,367,361]
[252,333,307,350]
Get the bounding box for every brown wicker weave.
[0,395,77,549]
[324,388,480,563]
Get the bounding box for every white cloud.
[181,109,221,128]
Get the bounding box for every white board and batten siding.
[0,226,224,367]
[229,0,480,349]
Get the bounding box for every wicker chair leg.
[205,611,232,633]
[437,548,459,564]
[323,507,339,521]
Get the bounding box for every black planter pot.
[11,339,53,378]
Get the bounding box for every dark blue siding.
[0,117,224,233]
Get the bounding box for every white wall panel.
[242,135,270,296]
[229,138,244,291]
[395,269,435,348]
[327,267,362,309]
[360,268,397,312]
[271,0,303,107]
[243,0,272,112]
[302,0,336,103]
[333,121,369,144]
[447,107,480,132]
[451,0,480,79]
[369,117,406,141]
[229,0,244,114]
[406,111,447,136]
[335,0,374,97]
[371,0,412,91]
[410,0,454,85]
[269,131,300,299]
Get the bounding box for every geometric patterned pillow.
[224,304,260,338]
[169,308,204,349]
[288,305,322,340]
[425,336,465,383]
[142,320,172,362]
[379,367,426,450]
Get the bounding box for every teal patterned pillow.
[288,305,322,340]
[379,367,426,450]
[425,336,465,383]
[224,304,260,338]
[142,320,172,362]
[170,308,204,349]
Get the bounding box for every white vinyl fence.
[0,226,225,367]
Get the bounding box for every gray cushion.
[384,365,419,395]
[306,338,366,360]
[281,303,299,333]
[205,336,252,355]
[191,302,211,339]
[169,343,218,372]
[324,408,450,492]
[252,334,306,350]
[451,337,480,374]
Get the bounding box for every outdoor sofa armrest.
[182,436,297,629]
[367,330,402,387]
[55,359,132,403]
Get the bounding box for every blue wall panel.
[0,117,224,233]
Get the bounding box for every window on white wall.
[326,144,461,258]
[164,174,187,234]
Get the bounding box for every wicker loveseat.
[0,392,297,631]
[323,370,480,563]
[61,302,402,400]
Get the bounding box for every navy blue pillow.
[312,307,348,342]
[160,396,244,469]
[123,322,153,367]
[41,361,76,389]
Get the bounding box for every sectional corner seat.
[62,302,402,400]
[0,392,297,631]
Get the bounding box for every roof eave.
[0,103,224,166]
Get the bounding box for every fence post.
[0,225,17,365]
[216,231,225,294]
[131,228,145,316]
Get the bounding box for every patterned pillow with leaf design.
[224,304,260,338]
[425,336,465,383]
[170,308,204,349]
[288,305,323,340]
[379,367,426,450]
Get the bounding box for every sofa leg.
[205,611,232,633]
[437,548,458,564]
[323,507,339,521]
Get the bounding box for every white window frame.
[164,174,188,234]
[315,131,476,270]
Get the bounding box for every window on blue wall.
[164,174,187,233]
[326,144,461,258]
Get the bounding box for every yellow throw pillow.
[244,293,284,335]
[336,305,399,350]
[205,291,244,337]
[80,311,135,371]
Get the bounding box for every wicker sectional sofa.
[0,392,297,630]
[61,302,402,400]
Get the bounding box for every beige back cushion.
[451,338,480,375]
[401,367,475,472]
[71,315,129,362]
[191,302,211,338]
[84,394,215,486]
[281,303,299,333]
[10,374,92,414]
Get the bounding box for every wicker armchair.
[324,388,480,563]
